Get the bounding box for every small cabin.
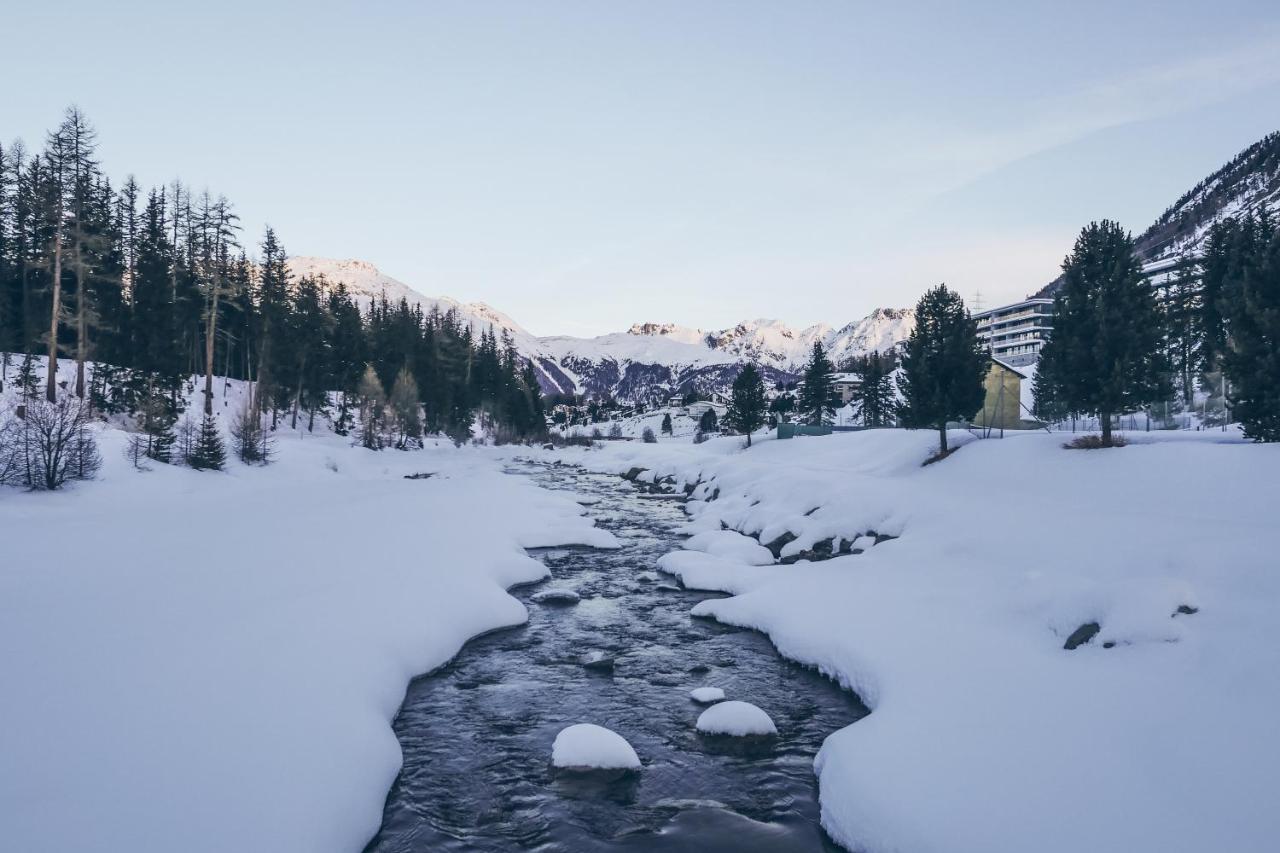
[972,358,1040,431]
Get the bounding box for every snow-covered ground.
[528,427,1280,853]
[0,385,617,853]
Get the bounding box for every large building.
[973,297,1055,367]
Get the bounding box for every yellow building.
[972,358,1040,431]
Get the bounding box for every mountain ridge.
[286,256,915,401]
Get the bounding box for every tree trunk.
[203,290,218,416]
[46,239,62,403]
[938,422,949,454]
[75,260,86,399]
[1100,411,1112,446]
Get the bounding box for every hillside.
[1035,130,1280,297]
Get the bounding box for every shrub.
[1064,433,1128,450]
[642,426,657,443]
[0,397,102,490]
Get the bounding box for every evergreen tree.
[1221,217,1280,440]
[229,399,272,464]
[797,340,837,425]
[187,414,226,470]
[1163,263,1201,406]
[850,349,897,427]
[661,412,673,435]
[1034,221,1169,447]
[725,362,767,446]
[898,283,987,454]
[698,407,718,433]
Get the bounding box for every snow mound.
[695,701,777,736]
[690,687,726,704]
[551,724,641,770]
[532,588,581,604]
[683,530,775,566]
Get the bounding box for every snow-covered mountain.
[287,256,915,401]
[1036,130,1280,296]
[1135,130,1280,263]
[629,310,914,372]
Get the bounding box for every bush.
[693,430,708,444]
[642,426,657,443]
[1063,433,1128,450]
[0,397,102,490]
[608,423,623,439]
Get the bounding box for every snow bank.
[551,723,641,770]
[0,397,617,853]
[695,701,777,736]
[528,427,1280,853]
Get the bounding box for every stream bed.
[364,460,867,852]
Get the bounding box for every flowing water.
[364,461,867,852]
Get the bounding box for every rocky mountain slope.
[1036,130,1280,296]
[287,257,914,401]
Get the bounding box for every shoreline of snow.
[508,428,1280,853]
[0,418,618,853]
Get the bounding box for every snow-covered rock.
[695,701,777,736]
[531,588,581,604]
[689,687,726,704]
[551,724,641,770]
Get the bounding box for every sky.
[4,1,1280,336]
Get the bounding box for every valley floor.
[2,403,1277,853]
[526,427,1280,853]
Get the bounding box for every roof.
[989,357,1028,379]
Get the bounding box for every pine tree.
[1034,221,1169,446]
[798,340,837,425]
[661,412,673,434]
[698,407,718,433]
[187,414,226,470]
[1222,217,1280,440]
[898,283,987,454]
[725,362,767,446]
[850,349,897,427]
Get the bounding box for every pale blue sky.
[5,1,1280,335]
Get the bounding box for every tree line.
[0,108,546,484]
